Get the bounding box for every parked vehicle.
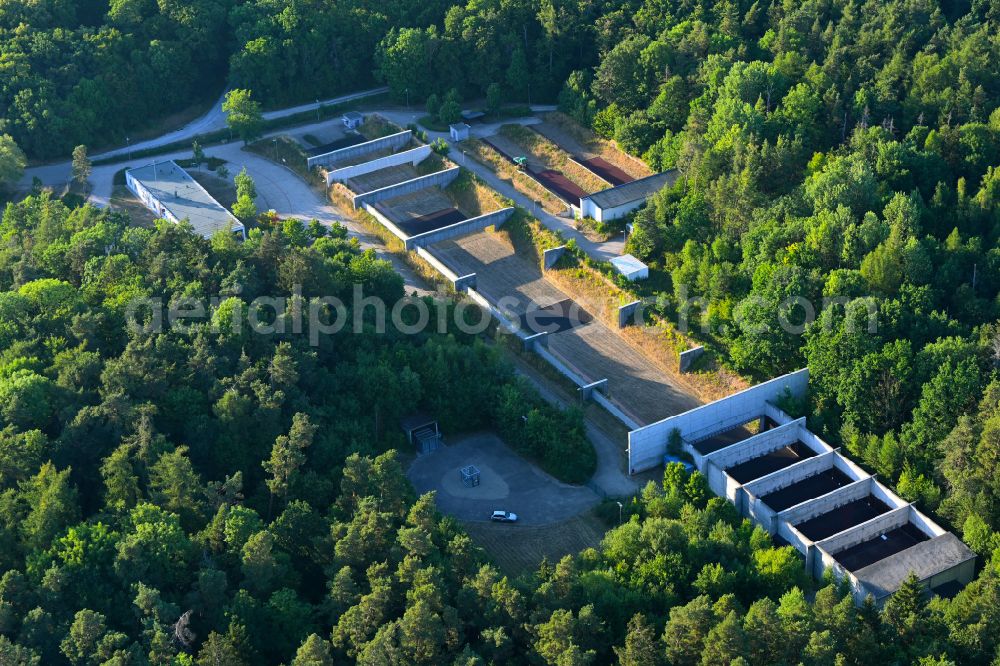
[490,510,518,523]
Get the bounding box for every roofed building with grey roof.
[125,161,245,240]
[577,169,679,222]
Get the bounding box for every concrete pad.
[406,432,600,526]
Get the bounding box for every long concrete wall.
[627,368,809,473]
[326,145,431,184]
[778,477,874,527]
[814,506,912,561]
[308,130,412,169]
[353,167,461,208]
[406,207,514,250]
[702,419,808,470]
[361,202,409,244]
[414,246,476,291]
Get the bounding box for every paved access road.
[18,87,389,193]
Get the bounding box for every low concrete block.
[678,345,705,372]
[523,331,549,352]
[579,378,608,401]
[618,300,642,328]
[543,245,567,269]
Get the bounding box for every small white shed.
[342,111,364,130]
[610,254,649,281]
[449,123,471,141]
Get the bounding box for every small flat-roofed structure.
[610,254,649,281]
[577,170,678,222]
[850,533,977,603]
[342,111,364,129]
[450,123,471,141]
[125,161,244,240]
[400,413,442,454]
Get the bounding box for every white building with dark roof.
[578,170,679,222]
[125,161,245,240]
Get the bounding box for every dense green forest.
[3,0,1000,663]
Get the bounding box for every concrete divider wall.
[833,451,872,480]
[777,477,874,526]
[764,402,797,425]
[595,393,643,431]
[703,418,808,471]
[627,368,810,473]
[308,130,412,169]
[618,300,642,328]
[362,203,409,244]
[909,505,947,538]
[743,451,840,499]
[406,207,514,250]
[537,346,588,386]
[466,287,527,340]
[353,167,461,208]
[326,145,431,184]
[870,479,911,510]
[415,246,460,283]
[814,505,911,556]
[777,522,814,559]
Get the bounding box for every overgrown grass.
[504,211,749,402]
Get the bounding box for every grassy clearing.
[461,138,567,214]
[359,114,404,140]
[497,124,607,194]
[189,171,237,209]
[540,112,653,179]
[444,170,504,217]
[245,136,316,183]
[462,513,606,577]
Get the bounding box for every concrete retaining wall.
[414,246,477,291]
[909,504,947,538]
[406,207,514,250]
[703,418,808,470]
[308,130,412,169]
[814,505,912,560]
[627,368,809,473]
[679,346,705,372]
[778,477,874,526]
[543,245,567,269]
[618,300,642,328]
[743,451,840,499]
[777,523,814,559]
[326,145,431,184]
[362,203,409,244]
[353,167,461,208]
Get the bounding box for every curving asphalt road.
[19,86,389,192]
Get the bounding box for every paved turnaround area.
[427,230,699,425]
[407,433,600,526]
